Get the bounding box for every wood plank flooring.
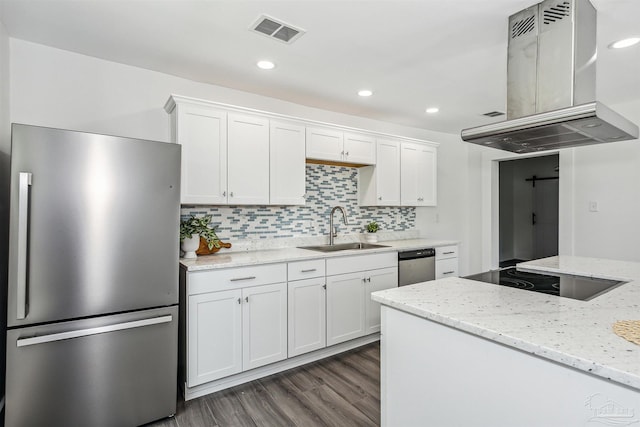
[145,342,380,427]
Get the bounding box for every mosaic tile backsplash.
[181,164,416,241]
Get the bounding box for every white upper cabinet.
[227,113,270,205]
[401,142,437,206]
[270,121,306,205]
[343,132,376,165]
[172,103,228,205]
[358,138,401,206]
[305,126,344,162]
[306,127,375,165]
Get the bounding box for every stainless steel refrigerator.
[5,124,181,427]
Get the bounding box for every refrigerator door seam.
[16,314,173,347]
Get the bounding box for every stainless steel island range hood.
[461,0,638,153]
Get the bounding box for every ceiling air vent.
[251,15,305,44]
[483,111,506,117]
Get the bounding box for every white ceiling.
[1,0,639,134]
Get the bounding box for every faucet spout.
[329,206,349,246]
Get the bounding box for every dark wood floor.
[147,342,381,427]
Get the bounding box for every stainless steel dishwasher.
[398,248,436,286]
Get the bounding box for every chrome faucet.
[329,206,349,245]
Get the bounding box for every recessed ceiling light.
[609,37,640,49]
[425,107,439,114]
[358,90,373,97]
[257,60,275,70]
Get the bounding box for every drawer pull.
[442,251,455,255]
[443,271,455,275]
[230,276,256,282]
[301,268,317,273]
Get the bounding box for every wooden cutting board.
[196,237,232,255]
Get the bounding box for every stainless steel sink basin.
[298,242,389,252]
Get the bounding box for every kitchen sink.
[298,242,390,252]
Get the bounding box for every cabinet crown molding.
[165,94,439,148]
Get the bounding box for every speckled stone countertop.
[372,255,640,391]
[180,238,458,271]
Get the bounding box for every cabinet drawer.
[326,251,397,276]
[288,259,326,281]
[436,258,458,279]
[436,245,458,260]
[188,263,287,295]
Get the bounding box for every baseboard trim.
[183,334,379,401]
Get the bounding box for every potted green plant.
[180,215,221,259]
[365,221,379,243]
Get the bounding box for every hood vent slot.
[543,2,571,24]
[512,15,536,38]
[251,15,305,44]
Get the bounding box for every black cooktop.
[464,267,625,301]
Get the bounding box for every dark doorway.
[499,154,559,267]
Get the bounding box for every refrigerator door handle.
[16,172,33,320]
[16,314,173,347]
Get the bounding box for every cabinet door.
[187,289,242,386]
[242,283,288,370]
[343,132,376,165]
[227,113,270,205]
[306,127,343,162]
[326,272,365,346]
[416,145,437,206]
[270,121,306,205]
[401,142,437,206]
[375,138,401,205]
[364,267,398,334]
[177,105,227,204]
[436,258,459,279]
[288,278,326,357]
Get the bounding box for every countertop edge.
[179,238,460,271]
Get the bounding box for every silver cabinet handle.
[301,268,317,273]
[322,284,326,290]
[16,315,173,347]
[378,196,382,200]
[230,191,234,197]
[230,276,256,282]
[245,296,249,303]
[443,271,455,275]
[443,251,455,255]
[345,151,349,156]
[16,172,32,320]
[237,298,241,304]
[367,277,371,282]
[223,191,227,197]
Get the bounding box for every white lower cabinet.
[186,265,287,388]
[288,277,326,357]
[242,283,288,370]
[326,253,398,346]
[187,289,242,387]
[327,272,367,346]
[435,245,459,279]
[365,267,398,334]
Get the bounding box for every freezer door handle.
[16,172,32,320]
[16,314,173,347]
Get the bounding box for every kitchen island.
[372,256,640,427]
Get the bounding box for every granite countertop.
[180,238,458,271]
[372,255,640,391]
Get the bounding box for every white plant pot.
[365,233,378,243]
[181,234,200,259]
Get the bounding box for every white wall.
[9,39,473,273]
[0,8,10,410]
